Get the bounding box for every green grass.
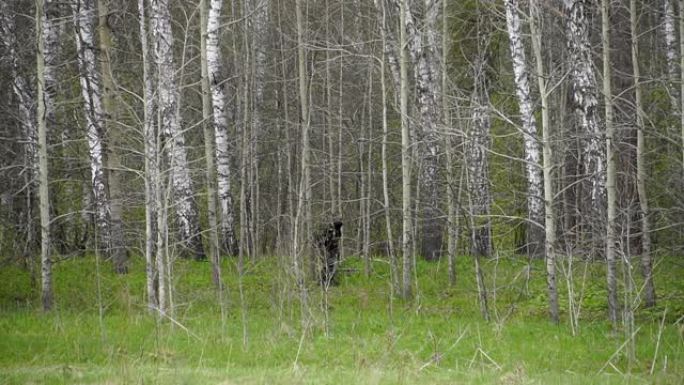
[0,254,682,384]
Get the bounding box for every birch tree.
[98,0,127,273]
[1,2,37,199]
[411,0,442,261]
[1,0,60,258]
[72,0,113,258]
[530,0,559,323]
[468,10,493,259]
[393,0,443,261]
[442,0,459,285]
[35,0,53,311]
[150,0,206,260]
[372,0,401,102]
[206,0,238,255]
[601,0,618,326]
[138,0,159,310]
[631,0,656,307]
[377,0,398,293]
[375,0,443,261]
[399,0,413,299]
[564,0,606,235]
[680,0,684,181]
[504,0,544,257]
[663,0,678,112]
[201,0,223,291]
[293,0,310,318]
[248,0,268,257]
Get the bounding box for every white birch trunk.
[37,0,53,311]
[399,0,413,299]
[564,0,606,226]
[151,0,205,260]
[601,0,619,327]
[468,17,493,258]
[416,0,442,261]
[138,0,159,310]
[680,0,684,188]
[72,0,112,254]
[504,0,544,257]
[468,102,492,257]
[43,0,61,128]
[373,0,401,104]
[396,0,442,261]
[631,0,656,308]
[380,0,443,261]
[441,0,459,285]
[98,0,128,273]
[379,18,398,293]
[201,0,223,292]
[0,2,38,193]
[206,0,238,255]
[663,0,679,111]
[293,0,310,321]
[249,0,267,257]
[530,0,559,323]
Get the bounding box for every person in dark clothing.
[317,221,343,286]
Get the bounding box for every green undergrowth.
[0,254,682,384]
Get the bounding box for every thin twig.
[597,326,642,374]
[650,308,668,375]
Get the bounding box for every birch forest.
[0,0,683,383]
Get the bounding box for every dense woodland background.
[0,0,683,329]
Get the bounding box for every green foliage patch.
[0,254,682,384]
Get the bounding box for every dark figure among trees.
[316,221,343,286]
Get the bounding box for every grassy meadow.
[0,254,682,384]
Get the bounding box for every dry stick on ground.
[650,308,668,375]
[597,326,642,374]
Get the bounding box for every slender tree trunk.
[411,0,442,261]
[399,0,413,299]
[631,0,655,308]
[602,0,619,327]
[680,0,684,186]
[337,2,345,227]
[201,0,222,289]
[249,0,267,257]
[138,0,158,311]
[441,0,458,285]
[394,0,443,261]
[36,0,53,311]
[325,0,336,216]
[379,19,398,293]
[1,3,40,256]
[98,0,127,273]
[156,158,168,315]
[372,0,401,104]
[504,0,544,258]
[363,60,374,277]
[43,1,61,129]
[72,0,113,257]
[565,0,606,246]
[530,0,559,323]
[151,0,205,261]
[468,99,492,259]
[276,0,294,254]
[444,149,460,286]
[206,0,238,256]
[663,0,679,112]
[469,72,492,257]
[239,59,251,262]
[294,0,310,322]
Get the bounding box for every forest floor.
[0,252,683,384]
